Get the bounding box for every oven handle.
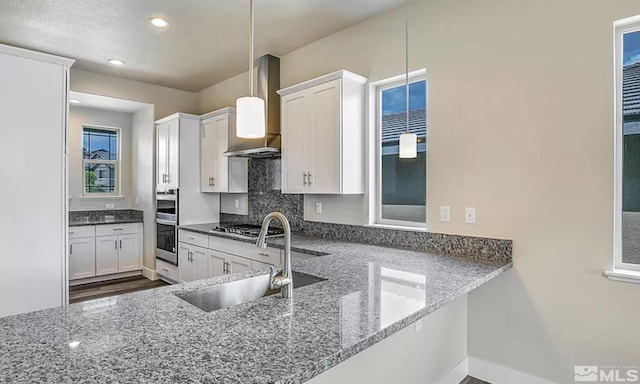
[156,218,177,226]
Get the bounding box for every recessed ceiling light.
[149,17,170,28]
[69,99,81,104]
[108,59,125,66]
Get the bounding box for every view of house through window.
[621,27,640,266]
[82,126,119,195]
[377,77,427,225]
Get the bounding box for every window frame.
[81,124,121,197]
[370,70,428,229]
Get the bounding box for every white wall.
[69,106,133,210]
[131,105,157,272]
[71,69,197,119]
[196,0,640,382]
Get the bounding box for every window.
[373,73,427,227]
[82,126,120,195]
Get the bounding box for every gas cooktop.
[211,224,284,239]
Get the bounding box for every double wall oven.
[156,190,178,265]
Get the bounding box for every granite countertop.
[0,231,512,383]
[69,209,144,227]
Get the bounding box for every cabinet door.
[208,250,227,277]
[193,246,209,281]
[200,118,216,192]
[167,119,180,189]
[227,254,252,274]
[156,122,170,189]
[178,243,194,283]
[308,79,342,194]
[96,236,119,276]
[281,91,309,194]
[252,260,273,273]
[69,238,96,280]
[212,114,230,192]
[117,234,139,272]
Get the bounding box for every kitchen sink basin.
[174,271,326,312]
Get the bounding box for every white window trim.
[81,124,122,198]
[609,17,640,283]
[368,69,428,230]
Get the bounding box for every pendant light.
[236,0,266,138]
[398,0,417,158]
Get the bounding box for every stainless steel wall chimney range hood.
[224,54,281,158]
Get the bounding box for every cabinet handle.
[258,252,270,258]
[166,174,171,183]
[69,231,75,235]
[119,240,122,249]
[113,228,124,231]
[212,177,216,186]
[115,240,118,250]
[70,244,73,255]
[308,172,313,186]
[303,172,308,186]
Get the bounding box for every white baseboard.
[436,357,469,384]
[142,266,157,280]
[468,356,556,384]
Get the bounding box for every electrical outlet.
[439,206,451,222]
[465,208,476,224]
[234,199,240,209]
[106,203,115,209]
[315,202,323,214]
[414,319,423,331]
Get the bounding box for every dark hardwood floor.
[460,376,491,384]
[69,276,169,304]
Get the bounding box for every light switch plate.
[465,208,476,224]
[439,206,451,222]
[106,203,115,209]
[315,202,323,214]
[234,199,240,209]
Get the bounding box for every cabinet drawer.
[68,226,95,239]
[96,223,138,236]
[209,236,282,266]
[178,230,209,248]
[156,259,179,282]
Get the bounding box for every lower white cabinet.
[69,237,96,280]
[176,229,285,283]
[179,243,208,283]
[70,223,143,280]
[96,235,119,276]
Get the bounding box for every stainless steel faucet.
[256,212,293,298]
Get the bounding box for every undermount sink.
[174,271,327,312]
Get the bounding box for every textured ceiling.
[0,0,402,91]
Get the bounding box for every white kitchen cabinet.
[226,254,252,274]
[96,235,119,276]
[117,234,139,272]
[156,118,179,191]
[200,108,248,193]
[1,44,73,317]
[179,243,208,283]
[207,250,227,277]
[94,224,143,278]
[69,237,96,280]
[278,70,367,194]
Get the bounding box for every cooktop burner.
[212,224,284,238]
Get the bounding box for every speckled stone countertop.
[0,233,512,383]
[69,209,144,227]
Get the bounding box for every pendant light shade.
[399,132,417,158]
[236,96,265,138]
[399,0,417,159]
[236,0,266,139]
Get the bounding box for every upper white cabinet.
[199,108,248,193]
[278,70,367,194]
[156,117,180,191]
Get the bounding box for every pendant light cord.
[405,0,409,134]
[249,0,255,97]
